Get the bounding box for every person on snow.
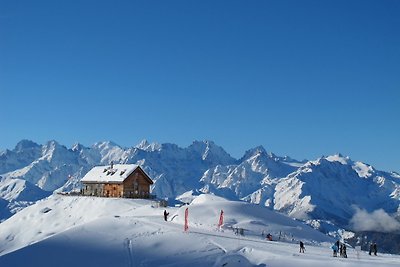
[332,243,338,257]
[342,244,347,258]
[339,244,343,257]
[373,242,378,256]
[369,243,373,255]
[163,210,169,221]
[266,233,272,241]
[299,241,305,253]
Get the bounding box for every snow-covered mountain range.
[1,139,400,234]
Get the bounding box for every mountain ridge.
[0,139,399,236]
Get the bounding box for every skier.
[369,243,373,255]
[331,243,338,257]
[373,242,378,256]
[299,241,305,253]
[266,233,272,241]
[339,244,343,257]
[163,210,169,221]
[342,244,347,258]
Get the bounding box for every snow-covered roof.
[81,164,139,183]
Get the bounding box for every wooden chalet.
[81,163,153,198]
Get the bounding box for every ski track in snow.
[124,238,133,267]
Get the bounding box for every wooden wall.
[104,183,124,197]
[123,168,151,198]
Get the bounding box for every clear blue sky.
[1,0,399,172]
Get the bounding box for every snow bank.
[172,194,333,244]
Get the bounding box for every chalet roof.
[81,164,151,183]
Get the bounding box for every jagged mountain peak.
[43,140,61,149]
[92,140,121,150]
[188,140,217,150]
[88,141,129,165]
[71,143,87,152]
[240,146,281,163]
[188,140,235,165]
[315,155,377,179]
[41,140,68,158]
[240,146,266,160]
[324,153,352,165]
[14,140,40,152]
[135,139,161,152]
[300,157,356,176]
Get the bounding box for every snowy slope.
[0,195,153,256]
[1,194,399,267]
[0,176,49,203]
[0,176,50,220]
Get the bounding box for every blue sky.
[1,1,399,172]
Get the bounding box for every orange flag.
[184,207,189,232]
[218,210,224,228]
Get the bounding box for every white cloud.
[350,207,400,233]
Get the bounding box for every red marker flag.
[184,207,189,232]
[218,210,224,228]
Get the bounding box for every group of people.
[299,240,350,257]
[331,240,347,258]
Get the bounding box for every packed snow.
[0,194,399,267]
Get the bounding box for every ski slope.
[0,194,399,267]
